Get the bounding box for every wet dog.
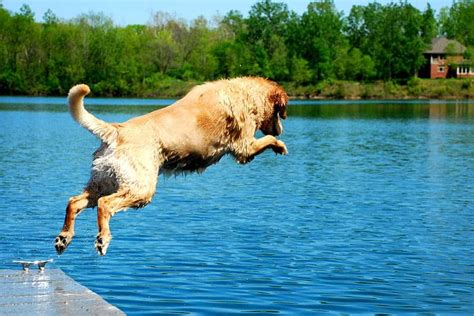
[54,77,288,255]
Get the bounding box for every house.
[422,37,474,79]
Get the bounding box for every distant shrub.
[315,81,328,96]
[360,84,374,99]
[432,86,448,98]
[384,81,400,97]
[461,79,472,90]
[333,83,346,99]
[282,82,316,98]
[407,77,422,96]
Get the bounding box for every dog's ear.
[269,86,288,119]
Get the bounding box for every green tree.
[334,48,375,81]
[289,56,313,84]
[398,3,425,78]
[213,10,261,78]
[5,5,45,93]
[2,1,470,96]
[347,2,426,80]
[300,0,346,80]
[0,5,12,92]
[439,0,474,46]
[246,0,291,79]
[421,4,437,44]
[181,16,218,80]
[247,0,289,50]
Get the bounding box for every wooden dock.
[0,269,124,315]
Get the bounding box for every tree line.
[0,0,473,97]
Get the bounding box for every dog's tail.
[68,84,117,144]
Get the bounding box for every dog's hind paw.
[54,233,73,255]
[95,234,112,256]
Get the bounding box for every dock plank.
[0,269,124,315]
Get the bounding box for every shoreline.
[0,79,472,100]
[283,79,474,100]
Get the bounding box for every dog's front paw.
[272,140,288,155]
[95,234,112,256]
[55,232,73,255]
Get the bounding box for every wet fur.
[55,77,288,255]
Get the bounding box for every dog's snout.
[273,120,283,136]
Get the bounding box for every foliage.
[439,0,474,47]
[346,2,428,80]
[0,1,472,97]
[286,79,474,99]
[407,76,423,96]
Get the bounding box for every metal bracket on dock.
[13,259,53,272]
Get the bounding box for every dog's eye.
[278,106,287,119]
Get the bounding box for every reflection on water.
[1,97,473,120]
[0,98,473,314]
[289,102,474,120]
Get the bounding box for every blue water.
[0,98,473,314]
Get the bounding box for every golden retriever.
[55,77,288,255]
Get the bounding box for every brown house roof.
[425,37,466,54]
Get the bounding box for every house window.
[459,67,470,74]
[438,66,445,73]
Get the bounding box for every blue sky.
[2,0,447,25]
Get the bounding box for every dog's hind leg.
[236,135,288,164]
[94,190,151,256]
[55,191,96,254]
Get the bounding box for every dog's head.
[260,84,288,136]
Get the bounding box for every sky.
[2,0,447,25]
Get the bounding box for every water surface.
[0,98,473,314]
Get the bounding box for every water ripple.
[1,103,473,314]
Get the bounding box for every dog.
[54,77,288,256]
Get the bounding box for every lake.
[0,97,473,314]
